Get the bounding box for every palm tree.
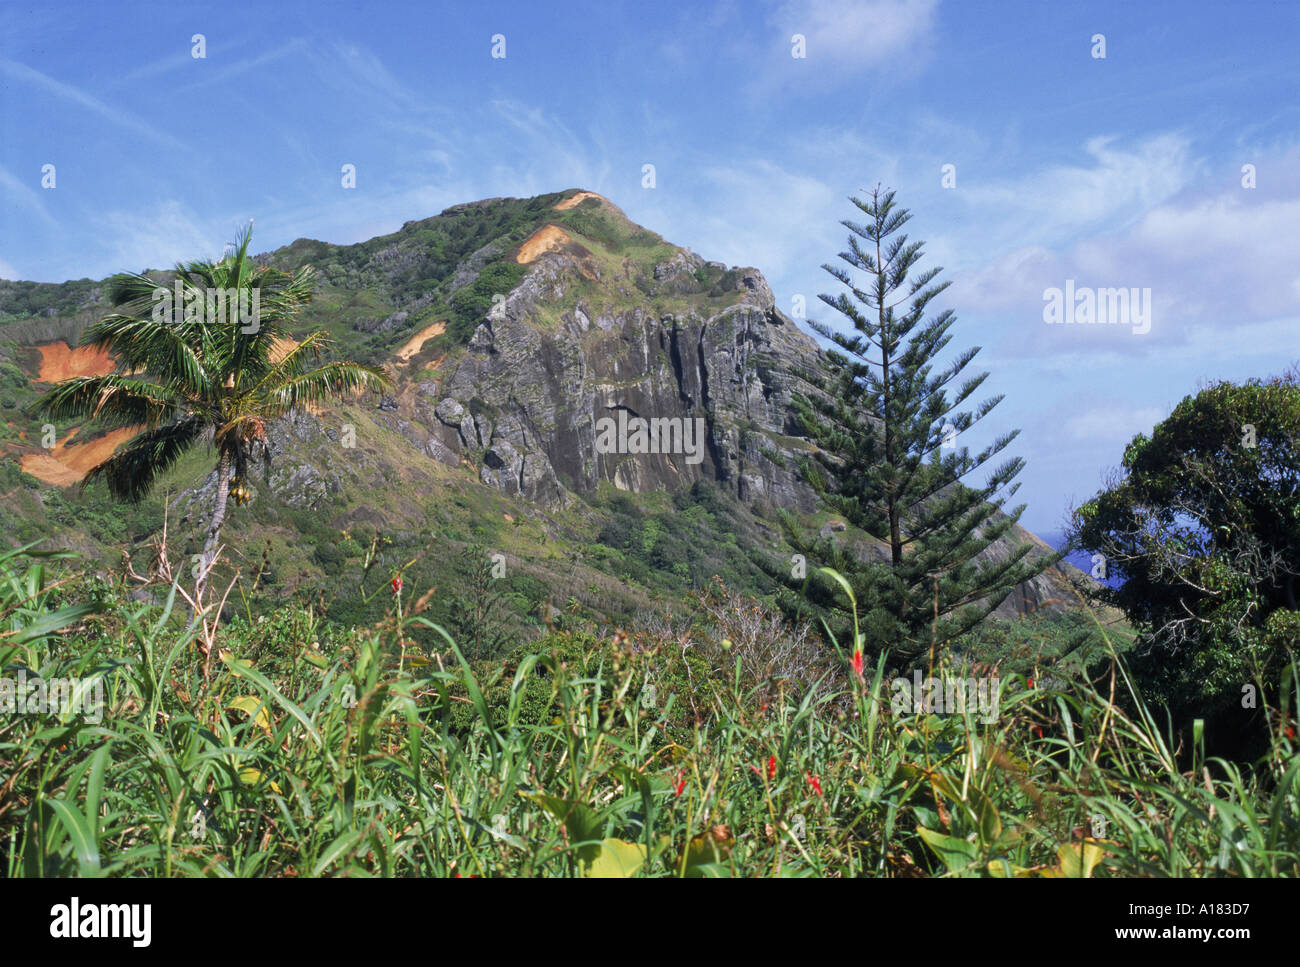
[36,224,389,604]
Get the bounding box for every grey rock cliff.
[429,245,823,513]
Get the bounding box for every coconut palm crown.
[35,224,389,600]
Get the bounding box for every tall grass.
[1,548,1296,877]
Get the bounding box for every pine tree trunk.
[877,228,903,567]
[195,449,233,606]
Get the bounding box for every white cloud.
[950,142,1300,359]
[1066,406,1165,442]
[0,257,18,280]
[0,163,57,227]
[665,160,840,280]
[950,134,1198,266]
[770,0,938,72]
[90,201,222,276]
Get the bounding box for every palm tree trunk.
[195,449,233,606]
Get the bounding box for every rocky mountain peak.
[0,187,1091,621]
[412,194,822,513]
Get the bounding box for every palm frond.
[245,330,331,392]
[82,415,206,503]
[105,270,172,312]
[81,313,211,400]
[32,375,180,429]
[261,361,389,414]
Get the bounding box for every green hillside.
[0,191,898,646]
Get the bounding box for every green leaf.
[227,695,272,733]
[45,798,101,876]
[2,602,94,646]
[84,744,110,838]
[1051,840,1106,878]
[917,825,978,874]
[238,767,282,794]
[584,838,647,878]
[312,830,366,877]
[969,785,1002,845]
[817,567,857,611]
[527,793,604,864]
[681,830,733,877]
[222,653,320,746]
[986,858,1032,878]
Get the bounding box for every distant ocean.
[1036,531,1126,590]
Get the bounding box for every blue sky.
[2,0,1298,534]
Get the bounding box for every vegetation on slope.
[1,545,1295,878]
[0,190,794,637]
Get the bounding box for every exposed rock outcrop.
[429,241,822,514]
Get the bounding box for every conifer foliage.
[786,187,1053,664]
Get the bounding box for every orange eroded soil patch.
[19,454,82,487]
[517,225,576,264]
[396,322,447,362]
[35,342,115,382]
[38,338,297,373]
[554,191,604,210]
[19,425,140,487]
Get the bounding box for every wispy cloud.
[89,201,222,277]
[0,58,186,150]
[316,41,423,113]
[1066,406,1165,442]
[476,100,614,197]
[0,163,57,228]
[947,134,1199,268]
[758,0,939,91]
[668,159,840,283]
[112,48,200,87]
[171,37,310,93]
[770,0,938,70]
[950,142,1300,359]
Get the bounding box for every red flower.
[1027,677,1035,689]
[1287,725,1295,739]
[391,575,403,595]
[1034,725,1044,739]
[767,754,777,780]
[850,649,864,680]
[674,770,687,798]
[806,773,823,797]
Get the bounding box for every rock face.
[404,193,1087,616]
[427,244,823,513]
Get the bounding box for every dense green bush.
[1071,372,1300,757]
[593,481,769,595]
